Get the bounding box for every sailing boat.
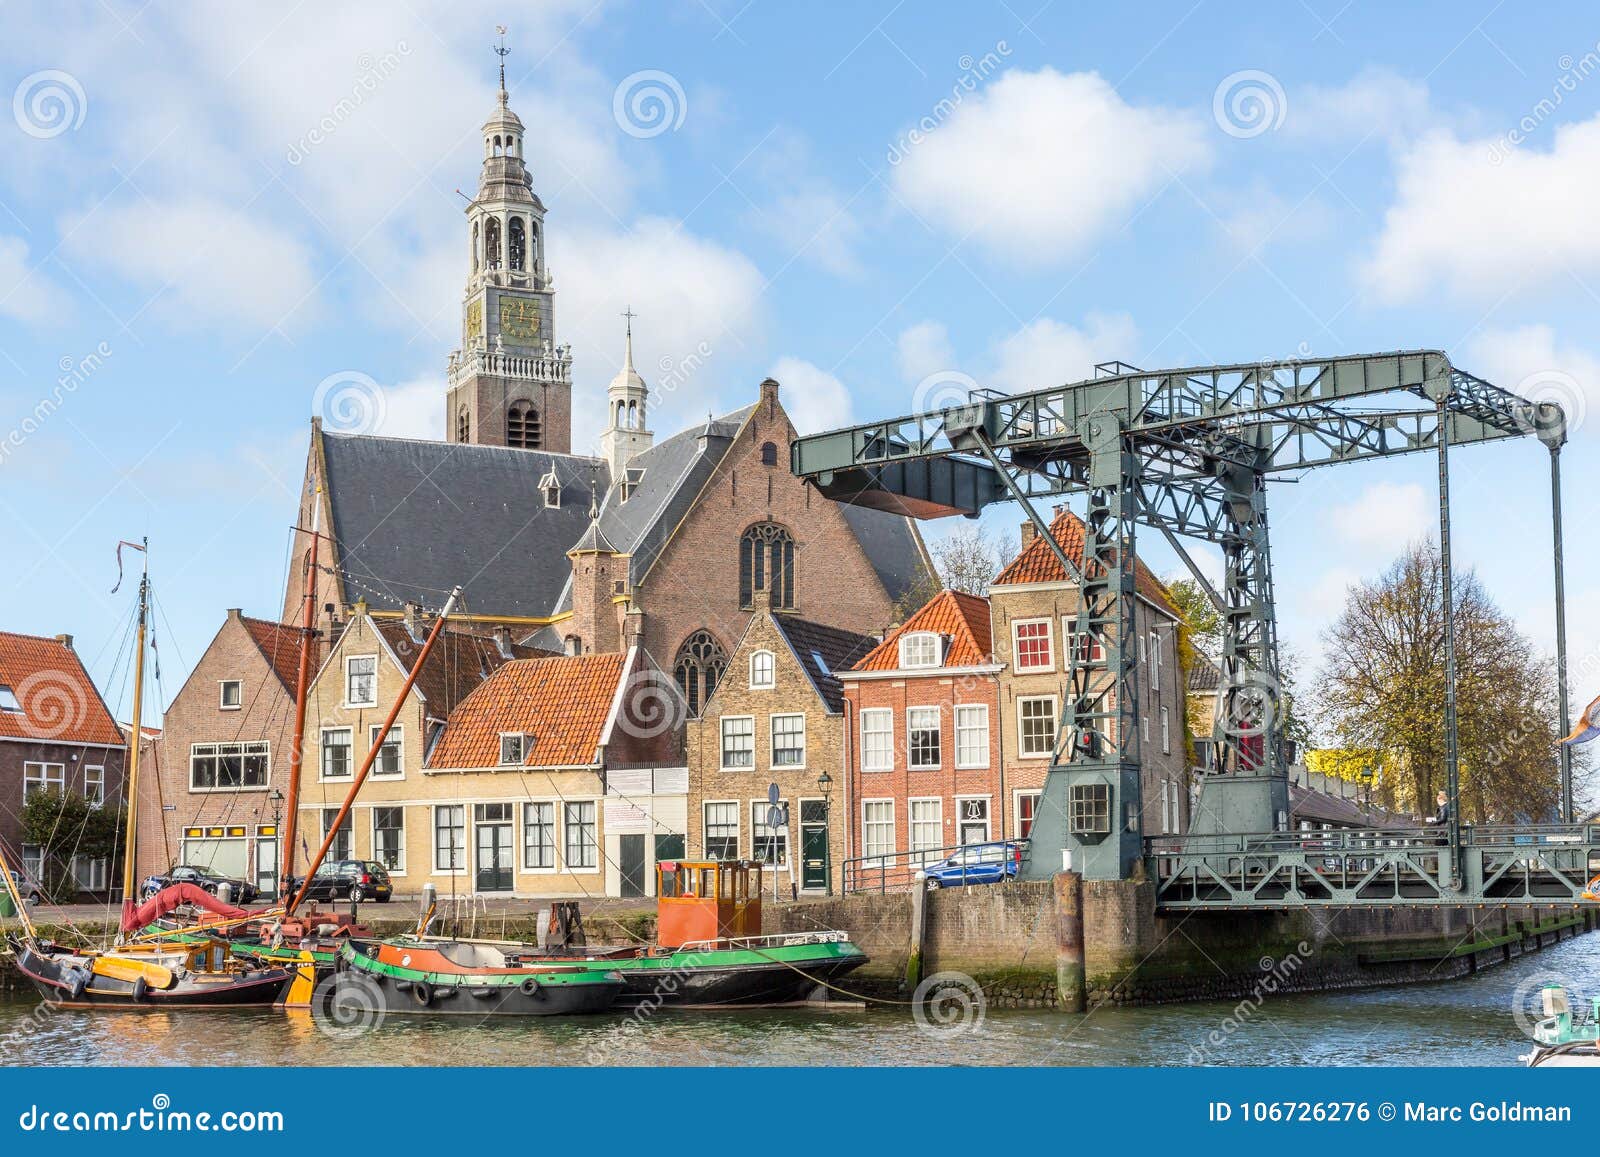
[3,539,311,1009]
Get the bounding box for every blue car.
[915,841,1025,891]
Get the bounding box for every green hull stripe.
[341,945,620,989]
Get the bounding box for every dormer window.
[539,469,560,509]
[899,632,941,669]
[499,733,533,766]
[0,685,20,712]
[749,650,775,689]
[620,467,645,503]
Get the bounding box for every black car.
[142,864,259,904]
[289,860,393,903]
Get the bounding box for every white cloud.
[1285,69,1436,147]
[891,69,1210,263]
[1330,481,1432,552]
[767,356,853,435]
[1363,116,1600,303]
[376,377,444,440]
[895,320,955,383]
[759,189,863,277]
[0,236,67,324]
[1465,323,1599,440]
[989,312,1139,393]
[1304,566,1363,622]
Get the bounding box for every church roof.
[320,432,608,620]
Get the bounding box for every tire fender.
[409,979,433,1007]
[130,976,148,1003]
[64,968,88,1000]
[520,976,543,998]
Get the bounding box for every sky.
[0,1,1596,733]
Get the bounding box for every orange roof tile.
[0,630,124,746]
[851,589,994,673]
[372,620,551,719]
[993,509,1176,615]
[428,651,629,769]
[240,615,309,693]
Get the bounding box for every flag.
[1560,693,1600,746]
[111,539,146,593]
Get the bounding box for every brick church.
[281,73,935,715]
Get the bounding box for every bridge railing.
[842,840,1026,895]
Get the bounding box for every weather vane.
[494,25,510,95]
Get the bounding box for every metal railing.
[842,840,1025,895]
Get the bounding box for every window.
[673,630,727,718]
[863,800,895,863]
[1017,791,1041,839]
[739,523,795,609]
[907,707,941,769]
[564,801,597,869]
[749,650,775,689]
[523,802,556,870]
[955,705,989,769]
[371,725,403,777]
[219,680,242,709]
[958,797,991,844]
[1012,619,1054,672]
[456,407,470,442]
[83,765,105,807]
[1161,706,1171,755]
[861,709,893,771]
[373,807,404,872]
[507,400,542,449]
[910,799,942,861]
[191,742,270,790]
[704,802,739,860]
[23,762,64,799]
[539,469,560,509]
[1142,714,1150,744]
[1018,696,1057,758]
[434,805,465,871]
[771,714,805,768]
[751,802,788,867]
[1063,617,1105,664]
[71,855,108,891]
[720,716,755,769]
[21,846,42,881]
[321,729,352,779]
[760,441,778,466]
[323,808,352,861]
[1069,783,1111,836]
[345,655,377,707]
[0,685,19,712]
[499,733,530,766]
[899,632,940,669]
[1150,630,1162,686]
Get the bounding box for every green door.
[619,834,647,898]
[800,800,830,892]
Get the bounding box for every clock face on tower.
[465,299,483,342]
[498,297,540,344]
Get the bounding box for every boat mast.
[118,538,150,939]
[286,586,461,916]
[281,488,323,899]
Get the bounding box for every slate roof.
[427,651,630,769]
[0,631,124,746]
[769,615,877,713]
[994,509,1177,615]
[838,502,937,605]
[1187,651,1222,693]
[371,620,552,720]
[239,614,310,692]
[1289,783,1398,829]
[851,590,994,673]
[320,432,608,619]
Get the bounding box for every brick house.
[0,630,127,898]
[142,609,322,892]
[837,590,1004,879]
[685,590,876,895]
[987,510,1188,843]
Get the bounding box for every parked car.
[914,841,1026,891]
[287,860,393,903]
[6,869,43,906]
[141,864,259,904]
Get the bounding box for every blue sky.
[0,1,1596,729]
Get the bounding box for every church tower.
[446,40,572,452]
[600,309,653,474]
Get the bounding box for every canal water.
[1,932,1593,1067]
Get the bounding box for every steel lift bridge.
[790,350,1593,910]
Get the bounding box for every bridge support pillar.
[1054,871,1085,1012]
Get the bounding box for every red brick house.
[0,630,127,898]
[838,590,1003,883]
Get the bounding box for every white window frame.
[955,704,989,769]
[1017,695,1058,758]
[522,800,557,873]
[190,741,271,792]
[1142,713,1150,744]
[1150,629,1162,687]
[861,708,894,772]
[720,715,755,771]
[218,679,242,710]
[344,654,379,708]
[70,854,108,892]
[955,795,992,844]
[907,705,942,770]
[703,800,741,860]
[563,800,600,873]
[898,631,941,669]
[770,713,806,770]
[319,727,354,781]
[1161,705,1171,755]
[432,804,466,874]
[750,800,790,869]
[749,650,775,689]
[83,764,105,807]
[322,807,353,861]
[22,762,65,799]
[371,724,405,778]
[0,685,19,712]
[1062,616,1105,664]
[862,798,895,864]
[909,797,943,859]
[371,805,406,875]
[1138,632,1146,664]
[1011,617,1055,673]
[498,732,530,766]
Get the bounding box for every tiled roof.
[1187,651,1221,693]
[0,631,124,746]
[770,615,877,712]
[372,620,552,719]
[850,589,993,673]
[993,508,1176,614]
[427,652,629,769]
[239,615,310,693]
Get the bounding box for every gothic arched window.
[740,523,795,609]
[484,217,502,271]
[456,406,470,443]
[507,400,541,449]
[674,630,727,718]
[508,217,526,272]
[760,441,778,466]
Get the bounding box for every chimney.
[752,584,773,614]
[54,633,73,651]
[622,608,644,650]
[1020,522,1036,549]
[491,625,515,659]
[403,602,425,643]
[759,377,779,416]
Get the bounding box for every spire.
[494,26,510,105]
[622,306,637,375]
[600,309,653,474]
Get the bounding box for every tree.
[892,520,1004,619]
[1315,540,1570,822]
[1167,577,1222,660]
[19,790,125,898]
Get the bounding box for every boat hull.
[9,938,296,1009]
[543,939,869,1006]
[336,941,623,1018]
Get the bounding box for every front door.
[619,834,646,898]
[800,800,830,892]
[254,830,278,898]
[474,804,514,892]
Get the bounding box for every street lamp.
[268,789,284,897]
[816,769,833,896]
